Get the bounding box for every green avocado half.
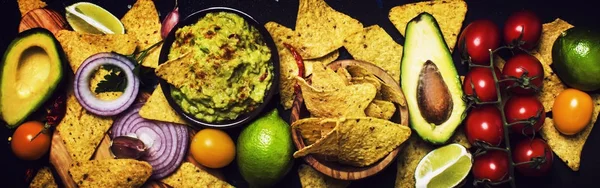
[0,28,64,128]
[400,13,466,144]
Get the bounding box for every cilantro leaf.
[95,68,127,93]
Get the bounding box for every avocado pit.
[417,60,453,125]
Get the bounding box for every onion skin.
[161,7,179,39]
[74,52,139,116]
[111,102,189,179]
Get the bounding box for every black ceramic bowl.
[157,7,280,129]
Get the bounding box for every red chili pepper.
[283,43,305,93]
[45,93,66,126]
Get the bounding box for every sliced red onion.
[74,52,139,116]
[111,102,189,179]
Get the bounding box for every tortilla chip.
[536,19,574,68]
[17,0,46,15]
[69,159,152,188]
[388,0,467,52]
[155,53,194,88]
[57,91,113,162]
[365,100,396,120]
[380,82,407,107]
[264,22,340,109]
[139,87,187,124]
[298,164,350,188]
[337,117,411,166]
[493,55,506,70]
[55,30,137,72]
[293,119,341,159]
[335,67,352,86]
[394,129,469,188]
[311,62,347,90]
[121,0,162,68]
[162,162,233,188]
[343,25,403,82]
[541,94,600,171]
[297,78,376,118]
[351,76,382,92]
[293,118,337,145]
[30,167,57,188]
[346,64,376,78]
[295,0,363,59]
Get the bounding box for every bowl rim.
[290,59,410,180]
[157,7,280,129]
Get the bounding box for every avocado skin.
[400,13,466,144]
[553,27,600,91]
[0,28,66,128]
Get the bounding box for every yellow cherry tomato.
[552,89,593,135]
[190,129,235,168]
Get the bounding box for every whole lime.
[553,27,600,91]
[237,109,294,187]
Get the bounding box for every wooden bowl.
[290,59,409,180]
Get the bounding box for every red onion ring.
[111,102,189,179]
[74,52,139,116]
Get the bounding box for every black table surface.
[2,0,600,187]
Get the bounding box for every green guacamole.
[168,12,272,123]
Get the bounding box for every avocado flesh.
[1,28,64,127]
[400,13,466,144]
[553,27,600,91]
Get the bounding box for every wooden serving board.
[49,129,225,187]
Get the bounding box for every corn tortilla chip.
[365,100,396,120]
[541,94,600,171]
[55,30,137,72]
[121,0,162,68]
[69,159,152,188]
[381,82,407,107]
[295,117,411,167]
[298,164,350,188]
[139,87,187,124]
[295,0,363,59]
[17,0,46,15]
[343,25,403,82]
[57,91,113,162]
[388,0,467,52]
[337,117,411,166]
[155,53,194,89]
[162,162,233,188]
[336,67,352,86]
[311,62,348,90]
[352,76,382,92]
[493,55,506,70]
[296,78,376,118]
[30,167,57,188]
[293,118,337,145]
[395,129,470,188]
[264,22,339,109]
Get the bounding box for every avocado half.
[0,28,64,127]
[400,13,466,144]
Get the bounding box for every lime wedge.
[415,143,472,188]
[65,2,124,34]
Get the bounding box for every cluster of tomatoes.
[459,10,554,185]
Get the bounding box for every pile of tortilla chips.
[265,0,405,110]
[290,60,412,167]
[68,159,152,187]
[30,167,58,188]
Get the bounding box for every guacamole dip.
[168,12,272,122]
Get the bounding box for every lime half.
[415,143,472,188]
[65,2,124,34]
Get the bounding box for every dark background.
[2,0,600,187]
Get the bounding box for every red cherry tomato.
[504,95,545,135]
[463,67,502,102]
[465,105,504,146]
[513,138,553,176]
[504,10,542,50]
[458,19,501,64]
[11,121,51,160]
[473,150,510,182]
[502,54,544,94]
